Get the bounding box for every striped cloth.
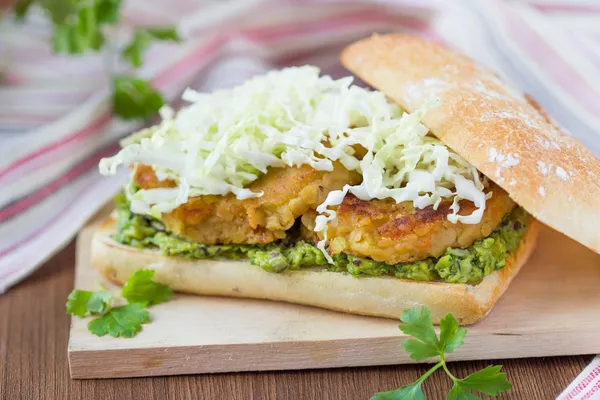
[1,0,599,397]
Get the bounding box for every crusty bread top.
[341,34,600,256]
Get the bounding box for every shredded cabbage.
[99,66,486,263]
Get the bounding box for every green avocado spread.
[112,192,529,285]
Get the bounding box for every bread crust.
[91,216,539,324]
[341,34,600,256]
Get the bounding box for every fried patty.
[301,182,516,264]
[134,163,361,245]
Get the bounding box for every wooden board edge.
[68,331,600,379]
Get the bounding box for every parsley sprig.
[66,269,172,338]
[12,0,180,120]
[122,27,179,68]
[121,269,172,306]
[67,272,512,397]
[87,303,150,338]
[66,289,112,317]
[372,307,512,399]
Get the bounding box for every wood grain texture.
[0,244,593,399]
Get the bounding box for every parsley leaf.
[446,385,481,400]
[399,308,467,361]
[42,0,106,55]
[67,270,172,338]
[14,0,33,21]
[449,365,512,398]
[371,381,425,400]
[112,75,164,120]
[88,303,150,338]
[95,0,121,24]
[52,24,74,54]
[373,307,512,399]
[122,30,150,68]
[14,1,174,121]
[18,0,118,55]
[438,313,466,355]
[145,27,180,41]
[399,306,440,360]
[66,290,93,317]
[66,289,112,317]
[121,269,172,306]
[41,0,76,24]
[86,290,113,314]
[122,27,180,68]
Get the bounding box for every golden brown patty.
[301,182,516,264]
[134,163,361,245]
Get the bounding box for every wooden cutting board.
[68,211,600,379]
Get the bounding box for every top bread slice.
[341,34,600,256]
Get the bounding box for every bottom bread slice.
[91,216,539,324]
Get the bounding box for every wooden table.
[0,242,593,400]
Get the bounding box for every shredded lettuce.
[99,66,487,263]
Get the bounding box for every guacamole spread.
[112,193,529,285]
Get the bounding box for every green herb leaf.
[22,0,168,121]
[95,0,121,24]
[75,4,97,50]
[14,0,34,21]
[41,0,76,24]
[90,30,105,50]
[372,307,512,399]
[122,29,151,68]
[371,381,426,400]
[112,75,164,120]
[66,289,112,317]
[87,291,113,314]
[446,385,481,400]
[66,290,93,317]
[145,26,180,41]
[401,338,440,361]
[122,26,180,68]
[452,365,512,396]
[121,269,172,306]
[399,306,440,360]
[39,0,113,55]
[399,307,439,346]
[52,24,73,54]
[438,313,466,355]
[88,303,150,338]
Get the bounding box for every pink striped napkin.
[558,357,600,400]
[1,0,599,396]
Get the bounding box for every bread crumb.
[537,161,550,176]
[552,141,561,150]
[489,149,519,168]
[503,153,519,167]
[556,166,570,181]
[538,187,546,197]
[509,179,517,186]
[537,137,552,149]
[405,78,450,105]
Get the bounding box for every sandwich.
[92,34,600,324]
